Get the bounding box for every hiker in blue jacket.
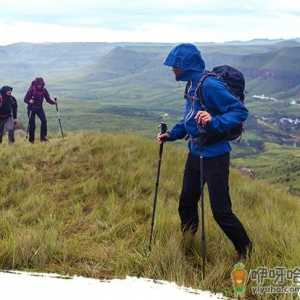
[158,43,252,261]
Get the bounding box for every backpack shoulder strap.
[195,72,217,110]
[184,81,192,99]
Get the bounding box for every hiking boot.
[40,137,49,143]
[181,230,197,256]
[236,242,253,263]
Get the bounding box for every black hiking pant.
[179,152,251,254]
[28,108,47,143]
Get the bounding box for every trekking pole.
[149,122,168,252]
[54,98,64,138]
[200,155,206,280]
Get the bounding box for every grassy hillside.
[0,133,299,299]
[241,47,300,96]
[13,97,300,196]
[233,143,300,196]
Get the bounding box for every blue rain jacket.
[164,43,248,158]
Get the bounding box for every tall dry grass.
[0,133,299,299]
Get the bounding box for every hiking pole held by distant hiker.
[200,155,206,280]
[149,122,168,252]
[54,98,64,138]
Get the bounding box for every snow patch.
[0,271,228,300]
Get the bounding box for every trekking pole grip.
[54,97,58,111]
[159,122,168,154]
[159,122,168,145]
[160,122,168,135]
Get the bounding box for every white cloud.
[1,0,300,12]
[0,0,299,44]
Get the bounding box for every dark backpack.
[185,65,246,144]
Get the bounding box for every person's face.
[36,84,43,90]
[6,91,12,96]
[172,67,184,81]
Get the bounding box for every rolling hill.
[48,42,300,106]
[1,40,300,101]
[238,47,300,95]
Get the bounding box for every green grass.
[0,133,300,299]
[233,143,300,195]
[16,99,179,136]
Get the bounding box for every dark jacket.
[0,86,18,120]
[164,44,248,158]
[24,78,55,110]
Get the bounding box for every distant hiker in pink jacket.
[24,77,56,143]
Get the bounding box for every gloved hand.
[195,111,212,126]
[157,132,170,144]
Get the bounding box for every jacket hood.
[32,77,45,87]
[28,77,45,96]
[0,86,13,97]
[164,43,205,80]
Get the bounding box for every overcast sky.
[0,0,300,45]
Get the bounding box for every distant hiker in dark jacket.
[24,77,56,143]
[158,44,252,261]
[0,86,18,144]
